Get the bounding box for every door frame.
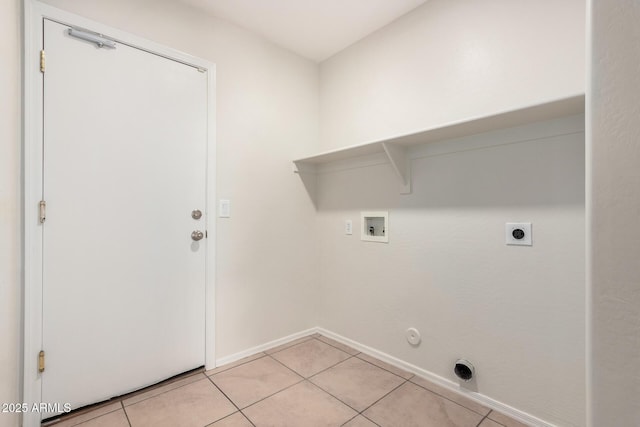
[22,2,217,425]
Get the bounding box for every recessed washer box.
[361,211,388,243]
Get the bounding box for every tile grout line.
[47,335,493,427]
[338,412,381,427]
[48,335,369,427]
[476,410,492,427]
[340,413,381,427]
[357,378,411,417]
[361,413,383,427]
[55,335,494,427]
[484,410,510,427]
[205,375,242,412]
[305,375,367,416]
[120,401,132,427]
[203,409,255,427]
[266,343,355,381]
[265,340,404,425]
[298,352,357,379]
[313,334,490,419]
[303,353,403,419]
[408,377,491,417]
[265,352,315,378]
[217,348,356,412]
[235,341,396,417]
[237,411,256,427]
[119,373,209,409]
[215,334,352,385]
[237,335,358,398]
[204,376,256,427]
[316,334,489,419]
[43,400,124,426]
[212,353,310,413]
[302,337,405,427]
[339,414,360,427]
[237,377,307,412]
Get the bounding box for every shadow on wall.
[316,130,585,211]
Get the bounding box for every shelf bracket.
[382,142,411,194]
[293,161,318,207]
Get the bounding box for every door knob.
[191,230,204,241]
[191,209,202,220]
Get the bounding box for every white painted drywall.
[0,0,22,426]
[316,116,586,426]
[319,0,586,151]
[588,1,640,425]
[0,1,319,422]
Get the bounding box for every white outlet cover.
[345,220,353,235]
[506,222,532,246]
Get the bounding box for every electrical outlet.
[506,222,532,246]
[345,220,353,235]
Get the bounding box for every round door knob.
[191,230,204,241]
[192,209,202,220]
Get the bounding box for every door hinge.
[39,200,46,223]
[38,350,45,373]
[40,50,46,73]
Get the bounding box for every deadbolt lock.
[191,230,204,241]
[191,209,202,220]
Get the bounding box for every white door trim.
[22,3,217,425]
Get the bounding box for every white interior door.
[41,19,208,415]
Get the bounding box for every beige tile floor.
[43,334,529,427]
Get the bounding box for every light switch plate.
[345,220,353,235]
[219,199,230,218]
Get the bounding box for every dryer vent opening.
[454,359,475,382]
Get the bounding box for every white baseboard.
[316,328,555,427]
[215,326,556,427]
[214,327,318,367]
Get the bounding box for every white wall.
[0,1,22,426]
[1,2,319,425]
[317,117,585,426]
[319,0,585,151]
[316,1,586,425]
[588,1,640,425]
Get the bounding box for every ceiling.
[177,0,428,62]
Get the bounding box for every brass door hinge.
[40,50,46,73]
[38,350,45,373]
[39,200,46,223]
